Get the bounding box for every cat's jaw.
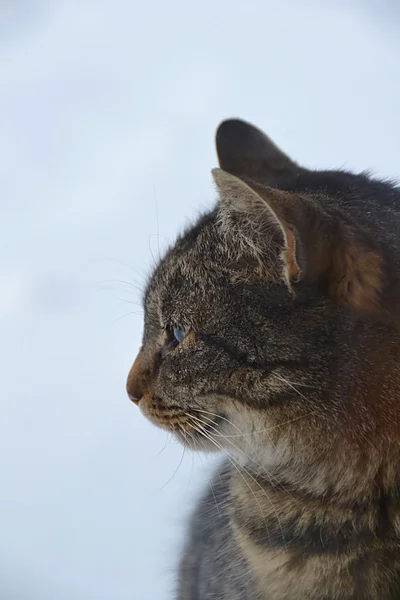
[228,442,285,472]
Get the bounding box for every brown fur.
[127,119,400,599]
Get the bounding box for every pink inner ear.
[281,226,302,283]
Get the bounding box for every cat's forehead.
[143,210,223,309]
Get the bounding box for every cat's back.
[177,461,259,600]
[294,168,400,319]
[297,168,400,250]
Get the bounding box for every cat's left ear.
[212,168,383,316]
[216,119,299,187]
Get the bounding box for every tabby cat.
[127,119,400,599]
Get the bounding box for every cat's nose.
[126,353,147,405]
[127,389,142,404]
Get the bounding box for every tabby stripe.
[197,331,309,371]
[233,508,389,555]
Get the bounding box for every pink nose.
[127,390,142,405]
[126,352,147,405]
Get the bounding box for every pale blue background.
[1,1,400,598]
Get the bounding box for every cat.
[127,118,400,599]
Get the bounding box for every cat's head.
[127,120,400,497]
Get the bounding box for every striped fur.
[127,119,400,598]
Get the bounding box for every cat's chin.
[138,395,226,450]
[174,430,221,452]
[173,413,227,452]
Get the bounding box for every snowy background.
[1,1,400,598]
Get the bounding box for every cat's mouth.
[139,395,224,449]
[139,395,192,433]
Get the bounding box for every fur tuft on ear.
[212,168,384,316]
[212,167,267,214]
[212,168,303,287]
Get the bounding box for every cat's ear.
[213,168,383,315]
[216,119,298,186]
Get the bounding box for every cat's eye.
[163,325,189,354]
[173,327,187,343]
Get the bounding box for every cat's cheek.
[156,363,203,401]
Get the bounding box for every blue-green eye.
[163,325,189,356]
[173,327,187,343]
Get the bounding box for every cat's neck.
[229,429,400,505]
[229,462,400,600]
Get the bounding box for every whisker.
[192,407,317,437]
[273,378,318,389]
[112,310,143,324]
[273,373,334,424]
[158,442,186,491]
[177,428,196,487]
[187,412,298,507]
[148,235,158,269]
[112,296,143,306]
[152,183,161,261]
[187,416,288,549]
[100,279,144,294]
[273,374,313,404]
[196,450,222,518]
[156,432,173,457]
[97,257,146,279]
